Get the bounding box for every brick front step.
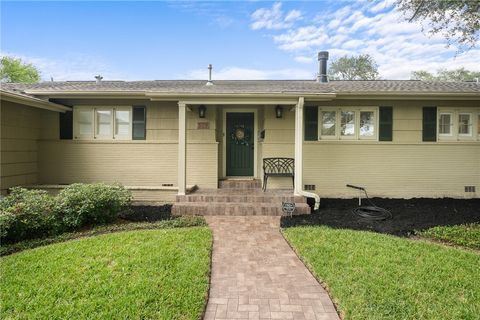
[176,189,306,203]
[171,202,310,216]
[218,179,262,189]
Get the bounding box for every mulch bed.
[281,198,480,236]
[119,204,173,222]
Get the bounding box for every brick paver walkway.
[204,216,340,320]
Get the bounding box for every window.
[439,113,453,136]
[437,108,480,141]
[318,107,378,140]
[132,106,146,140]
[360,111,375,137]
[340,111,355,137]
[458,113,472,136]
[78,109,93,137]
[74,106,133,140]
[321,111,336,137]
[96,109,112,138]
[114,108,132,140]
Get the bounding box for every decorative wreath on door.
[230,125,251,146]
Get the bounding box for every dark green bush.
[0,184,132,244]
[0,188,59,243]
[55,183,132,229]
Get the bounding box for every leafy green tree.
[411,68,480,81]
[328,54,379,80]
[0,56,41,83]
[396,0,480,51]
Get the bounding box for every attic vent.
[304,184,316,191]
[464,186,476,193]
[206,64,213,86]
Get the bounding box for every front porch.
[172,179,310,216]
[173,96,322,214]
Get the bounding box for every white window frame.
[319,107,338,140]
[94,107,113,140]
[74,106,94,140]
[438,112,454,138]
[113,107,133,140]
[437,108,479,141]
[318,107,378,141]
[73,106,133,140]
[458,112,473,137]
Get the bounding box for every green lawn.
[1,227,212,320]
[283,226,480,320]
[417,223,480,250]
[0,216,207,256]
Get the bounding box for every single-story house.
[1,52,479,215]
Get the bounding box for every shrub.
[0,188,59,243]
[55,183,132,229]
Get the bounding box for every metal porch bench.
[262,157,294,191]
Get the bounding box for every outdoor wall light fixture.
[199,105,206,118]
[275,105,283,118]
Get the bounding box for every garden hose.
[346,184,392,221]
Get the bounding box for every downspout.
[294,97,320,210]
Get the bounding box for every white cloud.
[182,66,313,80]
[0,51,127,81]
[294,55,314,64]
[250,2,480,79]
[250,2,302,30]
[273,26,328,51]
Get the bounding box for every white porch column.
[294,97,304,196]
[178,102,187,195]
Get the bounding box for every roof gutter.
[0,90,71,112]
[336,92,480,100]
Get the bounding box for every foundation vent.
[162,183,174,187]
[304,184,316,191]
[464,186,476,193]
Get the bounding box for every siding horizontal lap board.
[303,143,480,198]
[38,141,218,189]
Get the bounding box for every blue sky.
[1,1,478,81]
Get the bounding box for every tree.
[396,0,480,51]
[0,56,41,83]
[328,54,379,80]
[411,67,480,81]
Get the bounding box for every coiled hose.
[346,184,392,221]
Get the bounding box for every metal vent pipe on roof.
[95,75,103,84]
[206,64,213,86]
[317,51,329,83]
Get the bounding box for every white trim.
[438,112,454,138]
[113,107,133,140]
[222,108,258,179]
[437,108,480,141]
[294,98,304,195]
[73,105,133,140]
[0,90,71,112]
[317,106,379,141]
[178,102,187,195]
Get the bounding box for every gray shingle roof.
[2,80,480,95]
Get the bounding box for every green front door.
[226,112,254,176]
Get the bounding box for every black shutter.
[132,106,146,140]
[379,106,393,141]
[59,111,73,140]
[304,106,318,141]
[422,106,437,142]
